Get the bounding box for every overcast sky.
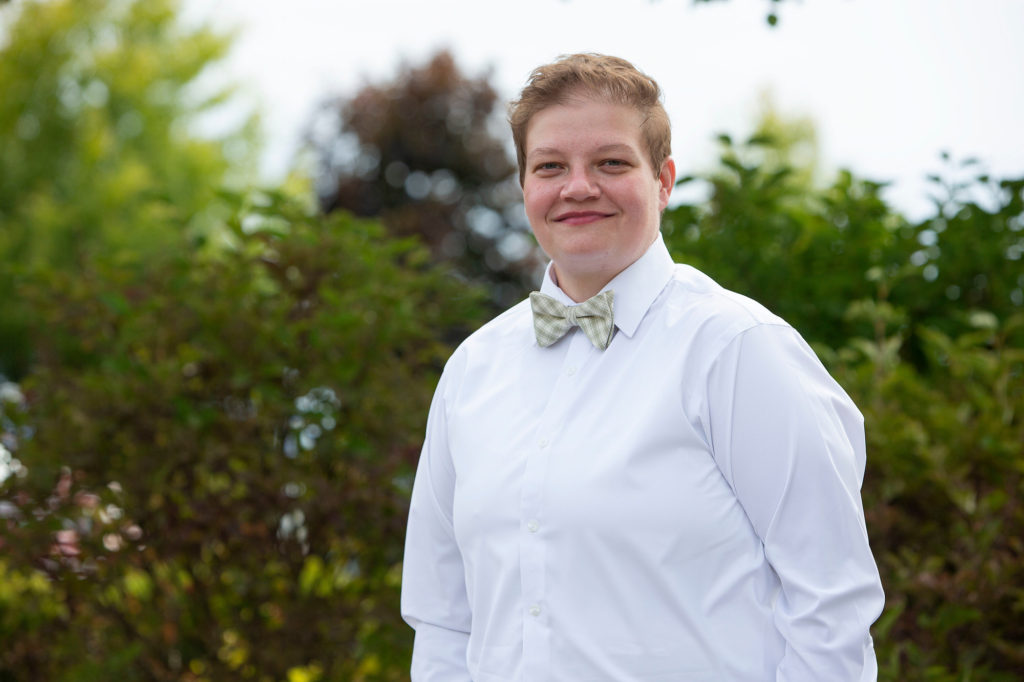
[184,0,1024,220]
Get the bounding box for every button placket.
[520,330,592,677]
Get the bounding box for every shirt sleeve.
[401,361,473,681]
[706,323,885,681]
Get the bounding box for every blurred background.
[1,0,1021,680]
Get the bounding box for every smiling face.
[523,95,675,302]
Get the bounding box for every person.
[401,53,884,681]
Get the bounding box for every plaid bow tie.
[529,290,615,351]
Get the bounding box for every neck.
[550,265,615,303]
[549,233,659,302]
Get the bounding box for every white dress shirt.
[401,234,884,681]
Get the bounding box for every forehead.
[525,97,646,157]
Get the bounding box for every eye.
[600,159,630,170]
[533,161,563,174]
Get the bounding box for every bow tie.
[529,290,615,351]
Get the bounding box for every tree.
[1,190,484,680]
[0,0,257,379]
[894,157,1024,344]
[2,1,487,678]
[664,114,1024,678]
[837,313,1024,680]
[3,1,1020,678]
[308,50,541,309]
[664,120,1024,358]
[664,131,911,352]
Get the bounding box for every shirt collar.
[538,232,675,339]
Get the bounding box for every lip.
[554,210,612,225]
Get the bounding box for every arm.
[401,366,473,681]
[707,324,884,681]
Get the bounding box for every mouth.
[554,210,612,225]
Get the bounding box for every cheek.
[522,185,551,222]
[625,183,662,216]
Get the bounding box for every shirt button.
[539,438,548,448]
[526,520,539,533]
[529,605,541,617]
[566,366,577,376]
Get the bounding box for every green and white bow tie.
[529,290,615,351]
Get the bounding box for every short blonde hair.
[509,53,672,185]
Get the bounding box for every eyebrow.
[527,143,639,158]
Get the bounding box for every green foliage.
[1,1,1021,678]
[835,315,1024,680]
[0,0,258,378]
[664,122,1024,678]
[666,137,906,353]
[664,134,1024,356]
[1,191,484,680]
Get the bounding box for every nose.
[561,167,600,201]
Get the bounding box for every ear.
[657,158,676,211]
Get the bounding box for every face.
[522,96,675,301]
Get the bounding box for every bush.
[664,132,1024,679]
[0,191,484,680]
